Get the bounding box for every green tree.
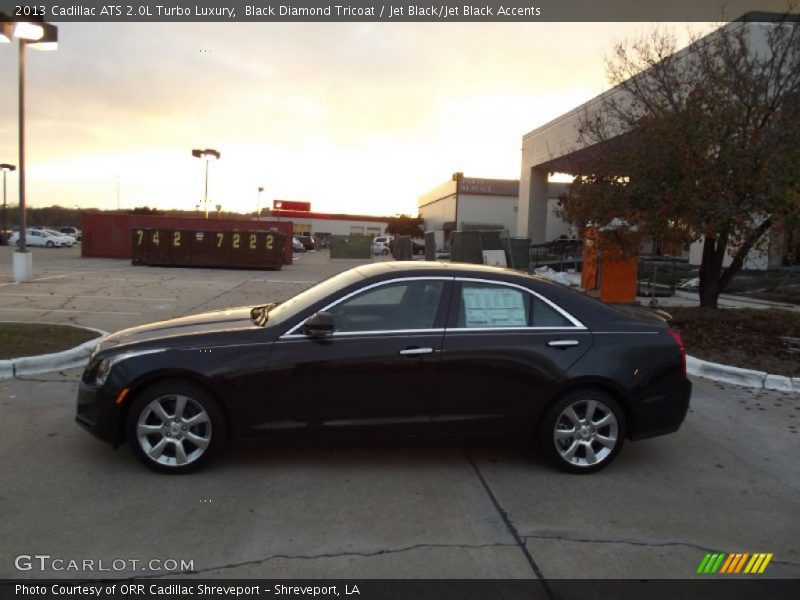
[386,215,425,237]
[558,17,800,308]
[128,206,164,215]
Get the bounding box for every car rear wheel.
[125,380,226,474]
[540,389,625,473]
[381,248,389,255]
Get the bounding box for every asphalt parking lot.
[0,246,798,580]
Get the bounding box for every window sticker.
[462,287,527,327]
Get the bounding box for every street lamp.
[257,186,264,217]
[191,148,220,219]
[0,164,15,245]
[1,15,58,281]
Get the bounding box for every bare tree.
[559,15,800,308]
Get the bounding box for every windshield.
[264,268,366,327]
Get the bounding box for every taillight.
[665,327,686,378]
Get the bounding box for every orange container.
[581,227,638,304]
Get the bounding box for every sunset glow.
[0,22,701,216]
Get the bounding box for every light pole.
[0,164,15,245]
[191,148,220,219]
[1,17,58,281]
[257,186,264,217]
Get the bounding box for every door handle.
[547,340,579,348]
[399,347,434,356]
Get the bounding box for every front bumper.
[75,380,126,444]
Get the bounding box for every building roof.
[268,209,390,223]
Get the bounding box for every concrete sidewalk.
[646,289,799,311]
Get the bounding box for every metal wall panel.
[83,213,294,265]
[131,228,285,270]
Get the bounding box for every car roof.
[355,260,533,278]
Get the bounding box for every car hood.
[97,306,261,352]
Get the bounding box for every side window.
[456,282,574,328]
[530,296,572,327]
[328,280,444,332]
[458,283,529,328]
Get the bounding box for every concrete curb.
[0,324,107,379]
[687,355,799,393]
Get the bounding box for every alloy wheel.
[136,394,212,467]
[553,398,619,468]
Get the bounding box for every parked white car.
[59,226,82,241]
[371,235,394,255]
[8,229,72,248]
[43,229,77,247]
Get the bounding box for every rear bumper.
[629,377,692,440]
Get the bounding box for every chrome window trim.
[449,277,587,330]
[445,328,592,334]
[592,331,660,335]
[280,329,446,341]
[281,276,454,338]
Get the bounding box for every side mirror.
[303,311,335,337]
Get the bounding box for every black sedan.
[76,262,690,474]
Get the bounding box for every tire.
[381,248,389,255]
[46,240,54,248]
[125,379,227,474]
[539,389,625,474]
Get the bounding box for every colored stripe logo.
[697,552,773,574]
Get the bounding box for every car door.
[435,278,593,434]
[28,231,43,246]
[253,277,452,436]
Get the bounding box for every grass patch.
[667,307,800,377]
[0,323,99,360]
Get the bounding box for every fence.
[329,235,372,259]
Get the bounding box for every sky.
[0,22,702,217]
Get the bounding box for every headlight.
[95,357,113,385]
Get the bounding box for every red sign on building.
[274,200,311,212]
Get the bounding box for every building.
[516,14,796,269]
[263,203,389,244]
[418,173,572,248]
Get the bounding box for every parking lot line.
[0,292,176,301]
[247,279,319,284]
[0,307,142,315]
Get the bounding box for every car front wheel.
[540,389,625,473]
[125,380,226,474]
[46,240,54,248]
